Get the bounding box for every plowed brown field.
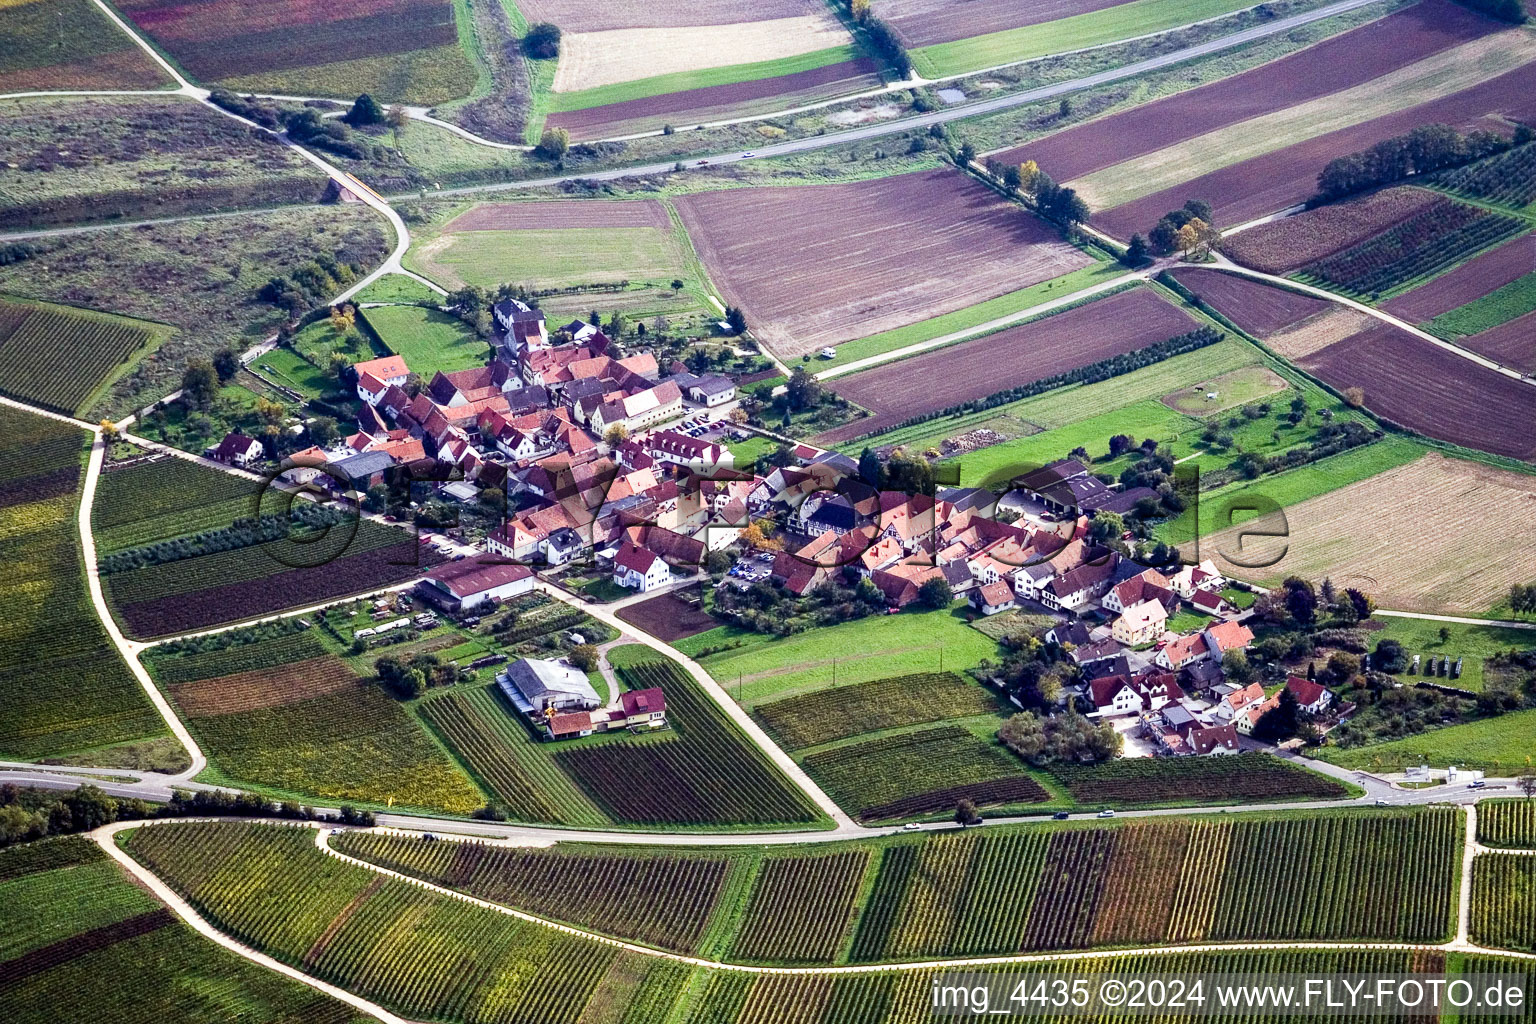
[1462,313,1536,375]
[997,0,1496,181]
[874,0,1130,47]
[1300,324,1536,461]
[1168,269,1330,337]
[673,169,1093,357]
[1096,60,1536,240]
[1384,234,1536,323]
[1221,188,1444,275]
[441,200,670,232]
[169,656,360,716]
[1206,453,1536,613]
[816,287,1198,444]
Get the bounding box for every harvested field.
[1384,234,1536,323]
[874,0,1130,48]
[1221,188,1446,276]
[116,0,475,104]
[1096,59,1536,240]
[1263,308,1375,360]
[546,58,882,140]
[1206,453,1536,613]
[1076,29,1536,214]
[1461,312,1536,376]
[615,587,717,641]
[440,200,670,232]
[0,0,169,92]
[513,0,821,32]
[673,169,1094,358]
[1299,324,1536,461]
[554,16,849,94]
[167,656,360,717]
[1167,269,1329,337]
[999,0,1498,182]
[817,288,1197,444]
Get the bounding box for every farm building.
[498,657,602,715]
[418,560,535,611]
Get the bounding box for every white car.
[1097,809,1116,818]
[902,822,922,831]
[741,151,756,158]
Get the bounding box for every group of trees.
[710,572,891,637]
[979,157,1090,230]
[997,710,1122,764]
[1314,122,1533,202]
[1508,582,1536,615]
[524,22,561,59]
[1147,199,1218,256]
[259,253,363,315]
[375,652,459,699]
[846,0,912,78]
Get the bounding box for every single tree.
[344,93,385,126]
[180,358,218,410]
[954,798,981,827]
[212,348,240,383]
[1123,233,1149,266]
[524,22,562,59]
[603,423,629,447]
[567,644,598,672]
[1519,772,1536,800]
[917,577,953,610]
[535,126,569,160]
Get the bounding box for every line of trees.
[846,0,913,79]
[979,157,1090,230]
[853,325,1222,440]
[1313,123,1529,203]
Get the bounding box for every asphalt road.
[424,0,1390,199]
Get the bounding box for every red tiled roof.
[354,355,408,380]
[620,687,666,717]
[1286,675,1330,707]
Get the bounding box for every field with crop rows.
[0,297,159,415]
[1471,854,1536,952]
[1437,139,1536,209]
[0,0,169,92]
[754,672,1000,750]
[334,831,730,952]
[1428,272,1536,339]
[93,455,268,553]
[731,851,870,963]
[145,629,484,814]
[0,835,366,1024]
[116,0,476,104]
[1299,199,1526,298]
[1479,801,1536,850]
[417,684,610,827]
[1166,268,1331,338]
[125,821,670,1023]
[1221,187,1446,276]
[0,409,164,760]
[1048,753,1351,806]
[848,808,1460,961]
[674,169,1092,358]
[554,656,822,826]
[804,726,1050,822]
[104,517,431,639]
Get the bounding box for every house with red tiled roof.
[1189,722,1240,755]
[1090,671,1184,717]
[1285,675,1334,715]
[1040,551,1119,612]
[1155,631,1210,671]
[1203,620,1254,659]
[1111,597,1167,646]
[1212,682,1265,724]
[1190,587,1233,617]
[1168,559,1225,599]
[612,540,671,592]
[353,355,409,404]
[1235,694,1280,737]
[1102,568,1175,614]
[210,432,264,468]
[972,579,1016,616]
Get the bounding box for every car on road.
[1469,780,1486,789]
[1374,799,1389,806]
[1097,809,1116,818]
[1052,812,1070,820]
[902,822,922,831]
[741,151,755,158]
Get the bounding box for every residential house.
[1212,682,1266,725]
[1102,568,1175,614]
[1039,551,1120,612]
[1189,722,1240,755]
[1168,559,1225,599]
[1236,694,1280,736]
[1190,588,1234,617]
[612,540,671,592]
[669,371,736,407]
[972,580,1016,616]
[618,687,667,729]
[494,298,547,350]
[210,432,264,468]
[1090,671,1184,717]
[645,430,734,475]
[1111,597,1168,646]
[590,381,684,436]
[353,355,409,405]
[1285,675,1334,715]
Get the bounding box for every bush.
[524,22,561,59]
